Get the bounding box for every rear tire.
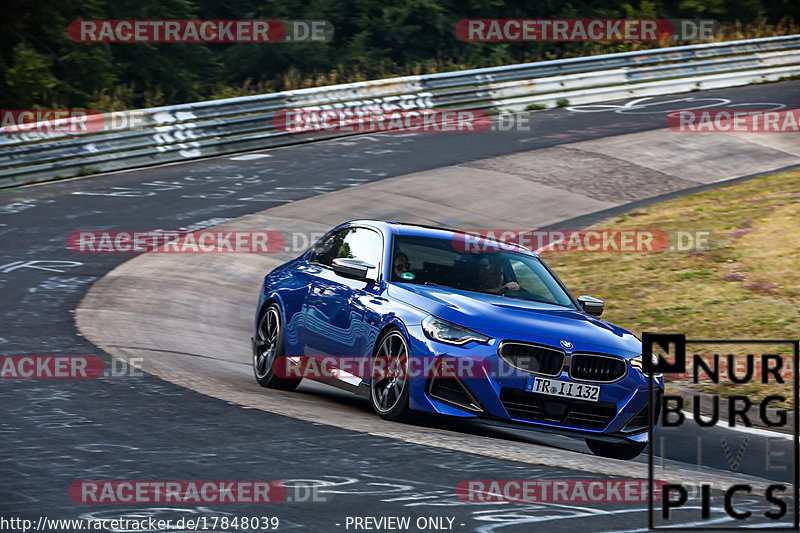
[253,304,302,391]
[370,330,411,421]
[585,438,646,460]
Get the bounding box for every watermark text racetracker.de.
[668,109,800,132]
[457,479,666,503]
[1,109,144,134]
[68,20,333,43]
[66,229,713,254]
[67,479,327,504]
[456,19,721,42]
[276,354,628,385]
[0,356,142,379]
[70,481,287,504]
[274,354,503,381]
[273,109,534,133]
[67,230,287,254]
[453,229,713,253]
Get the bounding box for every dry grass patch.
[541,169,800,405]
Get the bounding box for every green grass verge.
[541,168,800,405]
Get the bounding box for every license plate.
[525,376,600,402]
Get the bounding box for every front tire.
[370,330,411,421]
[253,304,302,391]
[585,438,646,460]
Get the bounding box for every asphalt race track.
[2,81,800,532]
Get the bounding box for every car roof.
[344,219,536,255]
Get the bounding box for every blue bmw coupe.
[253,220,663,459]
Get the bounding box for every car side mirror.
[332,258,377,282]
[577,295,604,316]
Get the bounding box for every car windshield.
[391,234,576,308]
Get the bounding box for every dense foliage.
[2,0,797,109]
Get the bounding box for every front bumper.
[405,326,664,443]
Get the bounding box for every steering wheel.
[499,284,534,298]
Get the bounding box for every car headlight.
[630,353,662,376]
[422,316,491,346]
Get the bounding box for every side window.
[310,229,347,266]
[310,227,382,270]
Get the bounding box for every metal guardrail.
[2,34,799,188]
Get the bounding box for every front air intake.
[621,390,663,434]
[426,359,483,413]
[500,388,617,430]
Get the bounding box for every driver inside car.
[392,252,412,280]
[477,257,520,294]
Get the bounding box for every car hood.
[388,283,640,355]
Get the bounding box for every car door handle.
[312,286,328,295]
